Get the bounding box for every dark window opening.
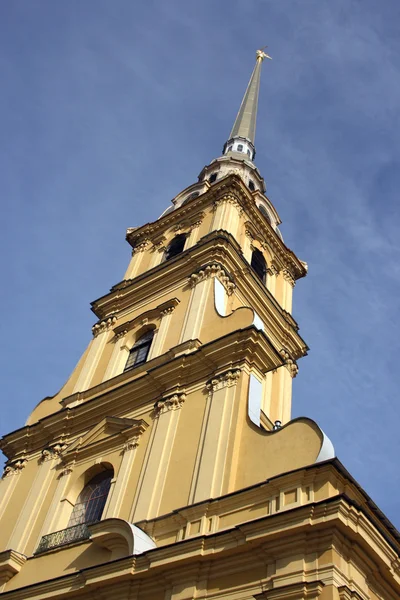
[237,144,243,152]
[258,204,271,223]
[68,470,113,527]
[209,173,218,184]
[247,149,251,157]
[248,180,255,191]
[251,249,267,284]
[182,192,200,206]
[164,233,187,261]
[124,330,154,371]
[227,145,233,152]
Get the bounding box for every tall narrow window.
[68,470,113,527]
[164,234,187,261]
[248,180,255,191]
[124,330,154,372]
[258,204,271,223]
[237,144,243,152]
[251,249,267,284]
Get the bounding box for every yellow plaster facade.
[0,51,399,600]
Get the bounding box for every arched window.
[209,173,218,183]
[237,144,243,152]
[248,180,255,191]
[258,204,271,223]
[164,233,187,261]
[124,330,154,372]
[251,249,267,284]
[68,470,113,527]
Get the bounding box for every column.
[103,438,140,518]
[123,240,149,280]
[7,448,62,554]
[131,394,186,522]
[190,370,240,503]
[73,316,116,393]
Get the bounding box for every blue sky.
[1,1,400,527]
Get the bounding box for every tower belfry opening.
[0,49,399,600]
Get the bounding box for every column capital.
[154,392,186,417]
[189,262,236,295]
[206,369,241,394]
[92,315,117,338]
[40,443,67,463]
[2,459,27,478]
[282,268,296,288]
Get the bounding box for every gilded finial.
[256,46,272,61]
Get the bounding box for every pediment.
[62,416,148,461]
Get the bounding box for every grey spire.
[223,49,271,161]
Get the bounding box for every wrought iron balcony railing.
[35,523,91,554]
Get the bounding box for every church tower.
[0,51,399,600]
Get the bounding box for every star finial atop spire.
[223,48,271,161]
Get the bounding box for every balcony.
[35,523,91,554]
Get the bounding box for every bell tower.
[1,51,398,600]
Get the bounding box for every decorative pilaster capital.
[282,269,296,288]
[213,194,242,214]
[151,237,167,252]
[40,443,67,462]
[122,436,140,453]
[189,219,203,231]
[59,463,74,478]
[2,458,27,478]
[132,239,150,254]
[92,315,117,338]
[154,392,186,416]
[40,443,67,463]
[189,263,236,295]
[206,369,241,394]
[160,305,176,317]
[279,349,298,378]
[268,262,280,276]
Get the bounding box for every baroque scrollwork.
[2,458,27,478]
[189,263,236,295]
[154,393,186,416]
[206,369,241,394]
[92,315,117,337]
